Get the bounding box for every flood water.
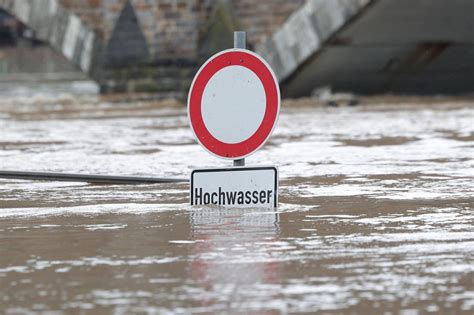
[0,86,473,314]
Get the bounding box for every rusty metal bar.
[0,170,188,184]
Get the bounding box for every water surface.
[1,93,473,314]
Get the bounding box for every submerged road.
[0,93,473,314]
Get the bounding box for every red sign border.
[188,49,280,160]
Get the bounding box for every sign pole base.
[233,159,245,167]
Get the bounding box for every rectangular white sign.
[191,166,278,209]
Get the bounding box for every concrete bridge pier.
[257,0,474,96]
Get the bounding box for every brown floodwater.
[0,87,473,314]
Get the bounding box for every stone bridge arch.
[0,0,100,77]
[0,0,308,95]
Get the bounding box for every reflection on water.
[189,208,280,311]
[0,87,473,313]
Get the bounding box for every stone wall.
[58,0,304,61]
[1,0,306,94]
[58,0,104,37]
[232,0,305,48]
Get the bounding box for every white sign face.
[191,167,278,209]
[201,65,266,144]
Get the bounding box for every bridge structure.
[0,0,472,96]
[258,0,474,97]
[0,0,303,95]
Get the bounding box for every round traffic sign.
[188,49,280,160]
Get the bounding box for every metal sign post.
[233,31,246,167]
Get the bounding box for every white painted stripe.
[13,0,31,24]
[62,14,81,60]
[80,31,95,72]
[48,0,58,15]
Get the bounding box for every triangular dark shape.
[104,0,150,66]
[198,0,237,61]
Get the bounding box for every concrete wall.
[258,0,474,96]
[256,0,371,82]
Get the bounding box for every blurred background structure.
[1,2,473,314]
[0,0,472,97]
